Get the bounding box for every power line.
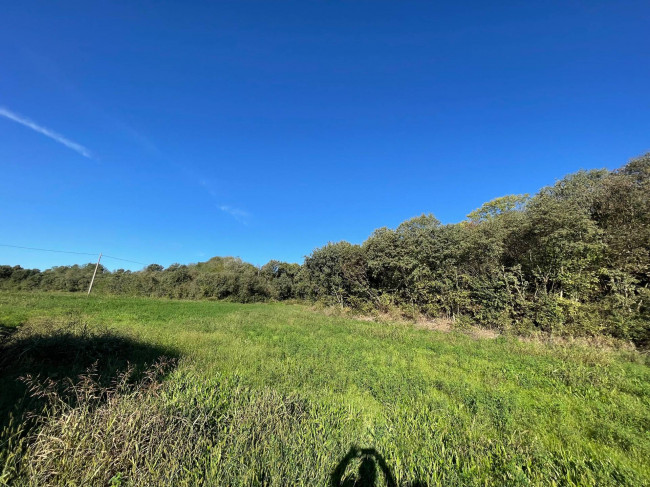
[103,255,147,266]
[0,243,96,256]
[0,244,147,266]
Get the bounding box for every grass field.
[1,292,649,486]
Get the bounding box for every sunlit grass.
[1,292,649,486]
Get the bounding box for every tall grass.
[0,292,648,485]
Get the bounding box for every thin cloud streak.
[219,205,250,224]
[0,106,92,158]
[199,179,252,224]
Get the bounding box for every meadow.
[1,292,649,486]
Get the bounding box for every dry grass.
[516,332,637,351]
[353,311,502,341]
[345,307,641,350]
[3,359,199,486]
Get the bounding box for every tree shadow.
[0,323,18,345]
[331,446,428,487]
[0,320,179,428]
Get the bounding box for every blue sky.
[1,1,649,270]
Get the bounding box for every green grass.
[1,291,649,486]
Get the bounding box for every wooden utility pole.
[87,253,102,296]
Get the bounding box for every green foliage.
[1,154,649,344]
[467,194,529,223]
[304,241,371,307]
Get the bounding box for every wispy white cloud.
[219,205,250,223]
[0,106,92,158]
[198,179,251,224]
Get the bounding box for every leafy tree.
[2,153,648,345]
[304,242,370,307]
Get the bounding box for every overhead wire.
[0,244,147,266]
[102,255,147,266]
[0,243,97,256]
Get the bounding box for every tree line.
[2,154,648,345]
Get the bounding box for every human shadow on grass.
[0,320,179,428]
[331,446,427,487]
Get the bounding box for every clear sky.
[1,1,649,270]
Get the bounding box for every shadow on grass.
[0,323,18,344]
[0,320,179,428]
[331,446,427,487]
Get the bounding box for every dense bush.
[2,154,648,345]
